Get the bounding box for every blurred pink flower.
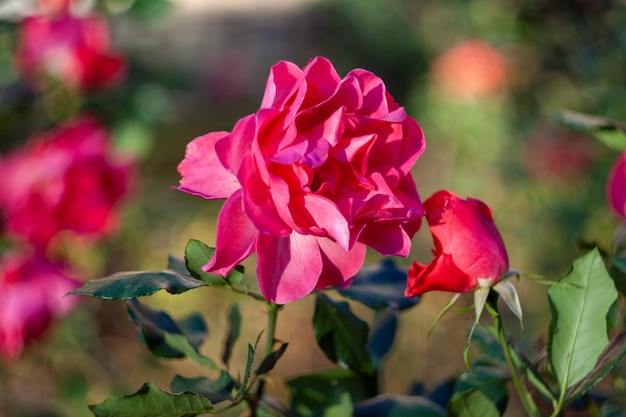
[15,3,126,92]
[0,250,80,360]
[0,117,133,249]
[607,152,626,220]
[431,39,508,101]
[406,190,508,296]
[178,56,425,304]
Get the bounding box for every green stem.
[487,294,542,417]
[249,302,281,417]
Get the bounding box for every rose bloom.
[15,2,126,92]
[0,117,133,249]
[0,250,80,360]
[405,190,508,296]
[431,39,508,101]
[607,152,626,220]
[178,56,425,304]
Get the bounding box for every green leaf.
[565,330,626,401]
[167,255,189,275]
[221,304,241,366]
[448,390,500,417]
[553,110,626,150]
[547,248,618,393]
[184,240,227,286]
[89,383,213,417]
[353,394,445,417]
[127,299,207,358]
[337,259,420,311]
[163,333,218,371]
[454,367,508,414]
[255,342,288,375]
[170,372,234,403]
[367,310,398,367]
[313,293,374,374]
[287,369,374,417]
[69,270,206,300]
[235,332,263,399]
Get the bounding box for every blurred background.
[1,0,626,415]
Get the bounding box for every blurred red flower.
[431,39,508,101]
[15,3,126,92]
[0,117,133,249]
[607,151,626,220]
[406,190,508,296]
[0,250,80,360]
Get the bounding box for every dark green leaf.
[454,367,508,414]
[601,403,626,417]
[235,332,263,399]
[354,394,445,417]
[89,383,213,417]
[127,299,207,358]
[170,372,234,403]
[553,110,626,150]
[338,259,420,311]
[566,330,626,401]
[367,310,397,367]
[548,248,618,392]
[69,270,206,300]
[222,304,241,366]
[127,0,172,23]
[163,333,218,370]
[184,240,227,286]
[313,293,373,375]
[287,369,374,417]
[255,343,288,375]
[167,255,189,275]
[609,256,626,297]
[448,390,500,417]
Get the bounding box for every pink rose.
[178,56,425,304]
[0,250,80,360]
[607,152,626,220]
[405,190,509,296]
[0,117,133,249]
[15,4,126,92]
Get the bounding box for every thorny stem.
[249,302,281,417]
[486,293,542,417]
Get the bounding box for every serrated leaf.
[127,299,207,358]
[353,393,445,417]
[163,333,218,371]
[313,293,373,375]
[548,248,618,393]
[170,372,234,403]
[255,343,288,375]
[89,383,213,417]
[566,330,626,400]
[69,270,206,300]
[184,240,227,286]
[367,310,397,367]
[448,390,500,417]
[287,369,375,417]
[553,110,626,150]
[337,259,420,311]
[222,304,241,366]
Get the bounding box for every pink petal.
[204,190,257,275]
[257,233,323,304]
[607,152,626,219]
[176,131,240,199]
[405,253,477,297]
[260,60,302,109]
[315,238,366,290]
[358,222,412,256]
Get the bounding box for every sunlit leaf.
[89,383,213,417]
[553,110,626,150]
[70,270,206,300]
[127,299,207,358]
[337,259,420,311]
[184,240,227,286]
[353,393,445,417]
[163,333,218,371]
[221,304,241,366]
[313,293,373,374]
[170,372,234,403]
[548,248,618,392]
[448,390,500,417]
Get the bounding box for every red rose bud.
[406,190,509,296]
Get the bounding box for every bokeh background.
[1,0,626,415]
